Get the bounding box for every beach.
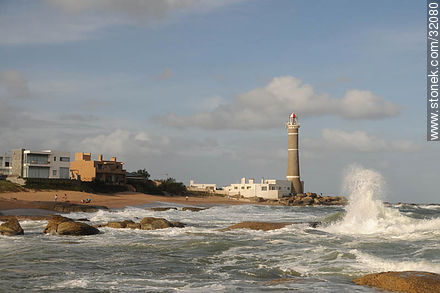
[0,190,249,211]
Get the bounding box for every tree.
[136,169,150,179]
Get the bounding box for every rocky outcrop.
[182,207,207,212]
[106,221,127,228]
[140,217,185,230]
[57,221,100,236]
[148,207,178,211]
[221,221,293,231]
[0,217,24,236]
[52,203,108,213]
[99,217,185,230]
[278,193,347,206]
[43,215,73,234]
[43,215,99,236]
[353,271,440,293]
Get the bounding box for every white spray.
[325,165,440,236]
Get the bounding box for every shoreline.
[0,190,256,214]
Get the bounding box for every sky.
[0,0,437,203]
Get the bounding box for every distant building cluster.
[0,148,126,185]
[188,178,293,200]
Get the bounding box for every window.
[54,157,56,161]
[5,162,9,167]
[262,186,267,191]
[247,186,251,189]
[60,157,70,162]
[53,170,57,176]
[287,187,290,190]
[59,167,69,179]
[279,187,281,190]
[97,164,102,170]
[234,186,238,190]
[27,154,49,164]
[241,186,245,189]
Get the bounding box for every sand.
[0,190,249,211]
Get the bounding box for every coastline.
[0,190,253,213]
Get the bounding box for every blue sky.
[0,0,436,202]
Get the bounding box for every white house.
[224,178,292,200]
[188,180,217,192]
[12,148,71,179]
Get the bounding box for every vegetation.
[136,169,150,179]
[0,180,27,193]
[24,178,128,194]
[157,178,187,196]
[126,178,162,195]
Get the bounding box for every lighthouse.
[286,112,303,194]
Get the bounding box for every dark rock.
[148,207,178,211]
[302,197,314,205]
[182,207,207,212]
[0,217,24,236]
[43,215,73,234]
[106,221,127,228]
[221,221,293,231]
[43,215,98,236]
[171,221,186,228]
[57,221,100,236]
[140,217,184,230]
[353,271,440,293]
[126,222,141,229]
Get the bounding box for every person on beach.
[185,196,188,201]
[63,194,67,201]
[54,194,58,202]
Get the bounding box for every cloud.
[0,70,30,99]
[0,0,244,46]
[45,0,206,21]
[78,129,218,159]
[155,68,174,80]
[158,76,401,130]
[303,128,419,153]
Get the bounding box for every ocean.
[1,167,439,292]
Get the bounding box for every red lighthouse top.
[288,112,297,125]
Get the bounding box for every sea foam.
[324,165,440,237]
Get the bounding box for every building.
[224,177,292,200]
[70,153,126,185]
[0,153,12,176]
[286,112,304,194]
[188,180,217,192]
[11,148,71,179]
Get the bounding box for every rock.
[140,217,184,230]
[293,199,304,206]
[302,197,314,205]
[0,217,24,236]
[43,215,73,234]
[148,207,178,211]
[221,221,293,231]
[106,221,127,228]
[182,207,207,212]
[353,271,440,293]
[51,203,108,213]
[171,221,186,228]
[263,278,297,285]
[126,223,141,229]
[43,215,99,236]
[57,221,100,236]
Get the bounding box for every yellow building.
[70,153,126,185]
